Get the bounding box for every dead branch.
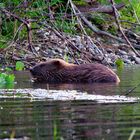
[73,3,124,41]
[37,22,81,64]
[0,8,37,55]
[72,3,140,51]
[69,0,107,63]
[110,0,140,57]
[78,3,125,15]
[125,82,140,95]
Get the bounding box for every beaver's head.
[30,59,75,82]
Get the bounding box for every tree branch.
[0,8,37,55]
[110,0,140,57]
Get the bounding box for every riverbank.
[1,28,140,69]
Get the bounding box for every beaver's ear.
[53,60,62,69]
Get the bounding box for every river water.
[0,66,140,140]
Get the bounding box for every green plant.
[15,61,25,71]
[115,58,124,70]
[0,35,10,48]
[64,53,69,62]
[54,19,78,34]
[53,121,64,140]
[0,73,15,84]
[0,61,15,87]
[5,67,13,72]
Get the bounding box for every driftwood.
[77,3,125,15]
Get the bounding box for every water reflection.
[32,82,118,95]
[0,98,139,140]
[0,67,140,139]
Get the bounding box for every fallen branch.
[69,0,108,64]
[72,3,140,51]
[5,23,24,51]
[110,0,140,57]
[125,83,140,96]
[78,3,125,15]
[37,22,81,64]
[0,8,37,55]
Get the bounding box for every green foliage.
[5,67,13,72]
[99,0,127,4]
[1,20,14,37]
[53,121,64,140]
[115,58,124,70]
[55,19,78,34]
[0,73,15,84]
[73,0,87,6]
[0,38,8,48]
[0,60,25,88]
[16,61,25,71]
[1,0,140,49]
[92,14,106,25]
[0,42,7,48]
[64,53,69,62]
[0,2,5,8]
[120,0,140,30]
[50,0,63,6]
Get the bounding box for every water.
[0,66,140,139]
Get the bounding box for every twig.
[0,8,38,55]
[15,0,36,10]
[47,0,54,20]
[72,3,127,42]
[69,1,110,64]
[128,0,140,24]
[120,20,140,26]
[125,83,140,96]
[78,3,125,15]
[110,0,140,57]
[128,129,136,140]
[37,22,80,64]
[3,23,24,52]
[71,2,140,51]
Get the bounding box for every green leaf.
[0,73,6,84]
[115,59,124,70]
[5,67,13,72]
[0,3,5,8]
[5,74,15,83]
[0,73,15,85]
[16,61,25,71]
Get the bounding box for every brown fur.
[30,59,120,83]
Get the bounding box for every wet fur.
[30,59,120,83]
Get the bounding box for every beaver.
[30,59,120,83]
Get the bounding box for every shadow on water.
[0,67,140,139]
